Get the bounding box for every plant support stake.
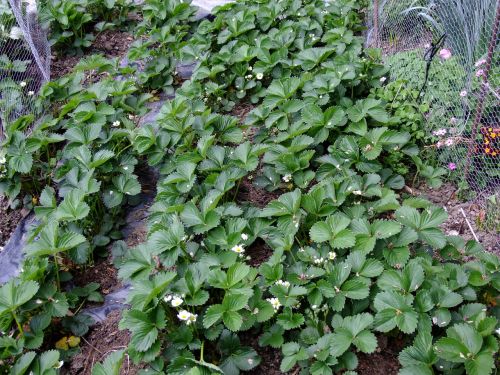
[460,208,479,242]
[464,0,500,180]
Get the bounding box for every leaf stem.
[200,341,205,362]
[232,178,242,201]
[12,310,23,336]
[54,255,61,291]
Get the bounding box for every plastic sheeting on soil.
[0,213,36,283]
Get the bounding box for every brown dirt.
[356,351,400,375]
[238,176,282,208]
[231,102,255,123]
[355,334,406,375]
[0,196,25,247]
[92,30,133,58]
[241,329,284,375]
[69,310,141,375]
[51,30,133,79]
[71,256,121,295]
[411,182,499,255]
[247,238,273,267]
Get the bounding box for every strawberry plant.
[0,0,498,374]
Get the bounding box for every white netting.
[0,0,50,139]
[366,0,500,231]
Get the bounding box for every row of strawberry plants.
[0,0,200,371]
[0,0,498,373]
[114,0,499,375]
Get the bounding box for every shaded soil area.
[356,351,399,375]
[0,196,24,247]
[246,238,273,267]
[231,102,254,123]
[241,329,284,375]
[237,176,282,208]
[411,183,499,255]
[51,30,134,79]
[355,334,406,375]
[69,310,142,375]
[71,255,121,295]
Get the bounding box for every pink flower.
[450,117,457,125]
[476,69,485,77]
[448,162,456,170]
[475,59,487,67]
[460,90,467,97]
[439,48,452,60]
[433,128,447,136]
[445,138,454,146]
[437,141,444,148]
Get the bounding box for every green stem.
[12,310,23,336]
[200,341,205,362]
[54,255,61,291]
[232,178,242,202]
[115,143,132,159]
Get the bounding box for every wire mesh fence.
[0,0,50,140]
[366,0,500,236]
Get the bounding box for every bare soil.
[51,30,134,79]
[355,334,407,375]
[231,101,255,123]
[69,310,142,375]
[0,196,24,247]
[237,176,282,208]
[241,329,285,375]
[411,183,499,255]
[246,238,273,267]
[71,256,121,295]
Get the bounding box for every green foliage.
[39,0,136,53]
[127,0,198,93]
[0,1,498,375]
[114,1,499,374]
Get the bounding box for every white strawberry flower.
[328,251,336,260]
[231,244,245,254]
[187,313,197,325]
[20,81,27,87]
[27,91,35,96]
[177,310,191,321]
[112,120,121,127]
[282,174,292,182]
[380,76,387,83]
[164,295,172,302]
[256,73,263,80]
[267,297,282,311]
[171,296,183,307]
[241,233,249,240]
[276,280,290,288]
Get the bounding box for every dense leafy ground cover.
[0,0,499,374]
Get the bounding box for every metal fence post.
[373,0,379,48]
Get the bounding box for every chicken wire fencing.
[0,0,50,140]
[366,0,500,234]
